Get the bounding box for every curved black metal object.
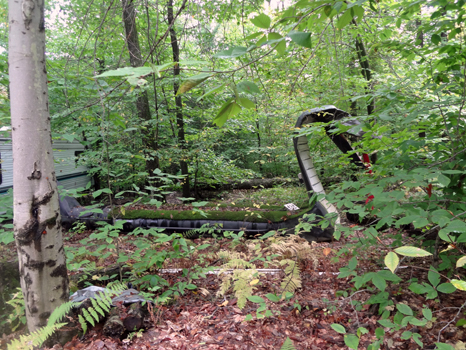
[294,105,365,241]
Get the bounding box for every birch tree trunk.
[8,0,69,332]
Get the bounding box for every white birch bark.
[8,0,69,332]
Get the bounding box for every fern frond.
[46,301,80,327]
[280,259,302,293]
[90,297,106,318]
[78,314,87,334]
[82,309,95,327]
[223,258,253,269]
[232,270,258,309]
[217,275,232,298]
[280,337,297,350]
[7,323,67,350]
[217,250,246,262]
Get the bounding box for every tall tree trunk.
[167,0,190,198]
[121,0,159,175]
[9,0,69,332]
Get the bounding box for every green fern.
[77,282,127,334]
[280,337,297,350]
[280,259,302,293]
[7,323,67,350]
[7,281,128,349]
[46,300,80,327]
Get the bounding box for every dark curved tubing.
[293,105,364,233]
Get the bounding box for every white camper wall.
[0,138,92,193]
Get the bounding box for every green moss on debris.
[111,206,311,223]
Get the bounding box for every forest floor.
[1,189,466,350]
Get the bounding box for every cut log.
[122,302,147,332]
[103,308,125,338]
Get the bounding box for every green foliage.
[4,288,26,332]
[279,337,296,350]
[7,323,67,350]
[77,282,126,334]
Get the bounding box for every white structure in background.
[0,127,91,193]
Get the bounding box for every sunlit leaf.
[214,46,248,59]
[268,32,286,56]
[176,73,214,96]
[384,252,399,274]
[250,13,271,29]
[237,98,255,109]
[450,279,466,291]
[213,99,242,127]
[331,323,346,334]
[237,80,260,94]
[288,31,312,48]
[394,246,432,257]
[456,256,466,268]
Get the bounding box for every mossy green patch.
[113,205,311,223]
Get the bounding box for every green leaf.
[352,5,364,21]
[378,319,395,328]
[237,80,260,94]
[372,275,386,291]
[422,308,432,320]
[348,256,358,270]
[437,282,456,294]
[394,246,432,257]
[396,303,413,316]
[450,279,466,291]
[336,9,354,29]
[247,295,265,304]
[375,327,384,339]
[434,343,455,350]
[62,134,76,142]
[265,293,281,302]
[95,66,153,78]
[288,31,312,48]
[428,267,440,287]
[214,47,248,59]
[237,98,255,109]
[384,252,399,273]
[331,323,346,334]
[437,173,451,187]
[245,32,263,40]
[268,32,286,56]
[250,14,271,29]
[401,331,412,340]
[344,334,360,349]
[409,282,428,294]
[444,220,466,233]
[456,319,466,327]
[196,84,225,102]
[456,256,466,268]
[409,318,427,326]
[213,99,242,127]
[176,73,214,96]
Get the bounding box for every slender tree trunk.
[167,0,190,198]
[121,0,159,175]
[8,0,69,332]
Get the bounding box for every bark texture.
[122,0,159,175]
[9,0,69,332]
[167,0,190,198]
